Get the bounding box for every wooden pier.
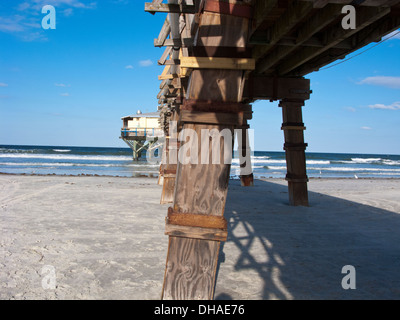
[144,0,400,300]
[120,111,164,161]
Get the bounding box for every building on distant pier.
[120,110,164,160]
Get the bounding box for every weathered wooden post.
[237,119,254,187]
[161,2,254,300]
[160,110,180,204]
[279,99,309,206]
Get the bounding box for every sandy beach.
[1,174,400,300]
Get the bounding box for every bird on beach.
[354,174,358,179]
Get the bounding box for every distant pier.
[120,111,164,161]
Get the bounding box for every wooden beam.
[256,3,344,74]
[165,224,228,241]
[277,6,391,75]
[145,2,196,14]
[203,0,253,19]
[252,0,278,33]
[242,76,311,101]
[296,15,400,75]
[252,1,314,61]
[180,110,244,126]
[180,57,255,70]
[167,209,228,230]
[277,36,353,50]
[155,38,194,47]
[158,47,172,65]
[301,0,399,7]
[154,16,171,47]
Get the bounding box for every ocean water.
[1,145,400,179]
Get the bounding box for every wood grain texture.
[162,8,250,301]
[165,224,228,242]
[196,12,248,48]
[161,177,176,204]
[173,123,233,216]
[167,209,228,230]
[162,237,220,300]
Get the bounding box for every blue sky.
[0,1,399,155]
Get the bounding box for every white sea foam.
[383,160,400,166]
[233,159,330,165]
[0,153,132,161]
[0,162,159,168]
[350,158,383,163]
[53,149,71,153]
[311,167,400,172]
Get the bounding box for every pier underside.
[144,0,400,300]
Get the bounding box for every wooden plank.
[161,177,175,204]
[154,16,171,47]
[180,57,255,70]
[158,47,172,65]
[301,0,399,7]
[242,76,311,101]
[188,69,246,102]
[252,0,279,32]
[162,237,220,300]
[295,15,400,75]
[203,0,253,19]
[157,38,194,47]
[277,6,391,75]
[196,12,249,47]
[180,110,243,126]
[252,2,314,61]
[145,2,196,14]
[173,123,234,215]
[167,211,227,230]
[165,224,228,241]
[256,3,344,74]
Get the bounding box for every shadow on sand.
[214,179,400,300]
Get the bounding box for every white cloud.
[55,83,70,87]
[139,59,153,67]
[358,76,400,89]
[368,102,400,110]
[22,0,97,11]
[361,126,372,130]
[345,107,356,112]
[125,65,134,69]
[63,8,74,16]
[60,93,70,96]
[0,16,26,33]
[0,83,8,87]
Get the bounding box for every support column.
[279,99,309,206]
[161,2,253,299]
[160,111,180,204]
[237,120,254,187]
[132,141,141,161]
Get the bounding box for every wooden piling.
[279,99,309,206]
